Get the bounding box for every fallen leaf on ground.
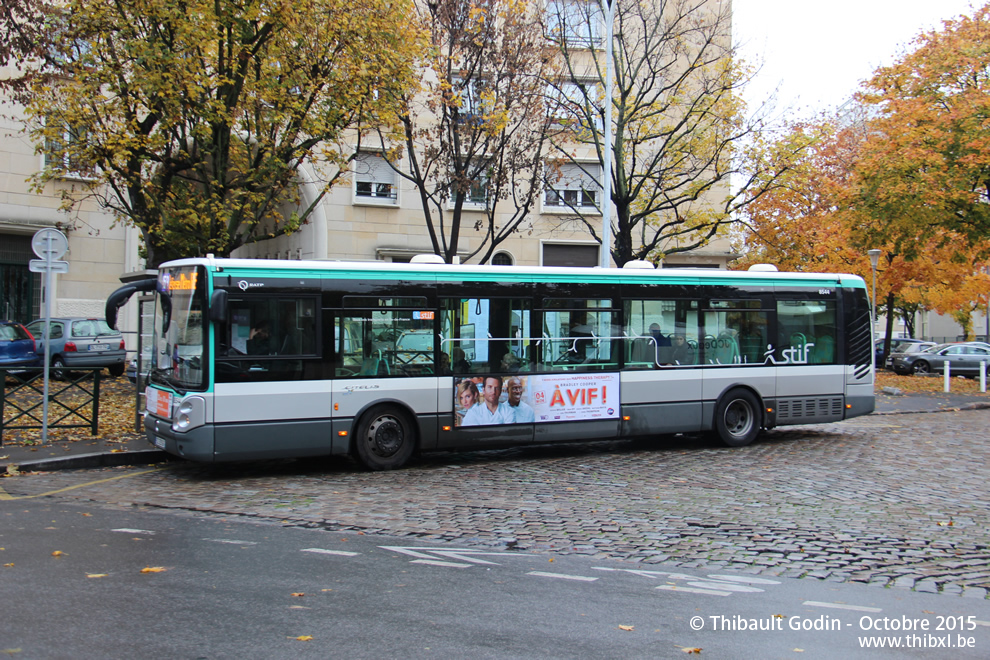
[682,648,702,654]
[140,566,167,573]
[86,573,108,578]
[51,551,64,557]
[295,636,313,641]
[291,592,305,597]
[618,625,634,631]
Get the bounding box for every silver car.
[890,342,990,376]
[883,340,936,370]
[25,317,127,379]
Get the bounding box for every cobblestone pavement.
[4,410,989,598]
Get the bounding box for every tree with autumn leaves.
[376,0,563,264]
[1,0,422,267]
[736,4,990,347]
[548,0,795,267]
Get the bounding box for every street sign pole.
[30,228,70,444]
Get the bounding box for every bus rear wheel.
[354,405,416,470]
[713,388,761,448]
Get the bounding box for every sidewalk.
[1,432,166,473]
[4,389,989,473]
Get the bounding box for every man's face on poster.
[483,377,503,408]
[507,378,523,405]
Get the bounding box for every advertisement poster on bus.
[454,373,619,427]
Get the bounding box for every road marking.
[687,581,764,593]
[380,545,533,565]
[0,467,164,501]
[112,528,155,534]
[593,567,774,595]
[974,620,990,627]
[411,559,473,568]
[592,567,708,581]
[656,585,732,596]
[301,548,360,557]
[527,571,598,582]
[707,574,781,585]
[204,538,258,545]
[803,601,882,613]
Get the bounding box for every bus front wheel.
[713,389,761,448]
[354,405,416,470]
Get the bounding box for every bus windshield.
[150,265,207,391]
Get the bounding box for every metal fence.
[0,368,102,445]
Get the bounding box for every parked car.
[883,340,936,370]
[874,337,929,366]
[889,342,990,376]
[25,317,126,379]
[0,320,41,372]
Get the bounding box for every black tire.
[51,356,67,380]
[107,363,125,378]
[713,388,762,448]
[912,360,931,375]
[353,405,416,470]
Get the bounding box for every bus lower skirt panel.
[620,401,705,437]
[214,418,335,461]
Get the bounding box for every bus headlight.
[173,396,206,432]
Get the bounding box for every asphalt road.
[3,502,988,659]
[2,409,990,657]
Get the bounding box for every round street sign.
[32,227,68,260]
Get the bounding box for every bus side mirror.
[210,290,229,324]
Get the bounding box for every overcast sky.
[733,0,980,117]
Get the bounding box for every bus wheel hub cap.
[368,417,402,456]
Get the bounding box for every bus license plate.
[88,343,109,351]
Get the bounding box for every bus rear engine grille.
[776,397,844,422]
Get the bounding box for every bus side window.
[441,297,531,374]
[622,299,701,368]
[336,304,435,378]
[776,300,837,365]
[706,302,769,365]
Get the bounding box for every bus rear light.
[622,416,630,421]
[334,403,339,411]
[442,425,452,431]
[338,430,348,437]
[846,404,852,409]
[767,407,773,413]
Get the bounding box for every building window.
[353,153,397,203]
[43,118,94,179]
[452,78,493,126]
[545,0,603,47]
[492,252,513,266]
[542,242,600,267]
[447,167,490,210]
[546,80,602,131]
[545,163,600,212]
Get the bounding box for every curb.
[4,449,170,472]
[872,402,990,416]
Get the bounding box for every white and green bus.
[106,256,875,470]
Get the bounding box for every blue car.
[0,320,41,372]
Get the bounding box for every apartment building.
[0,0,736,344]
